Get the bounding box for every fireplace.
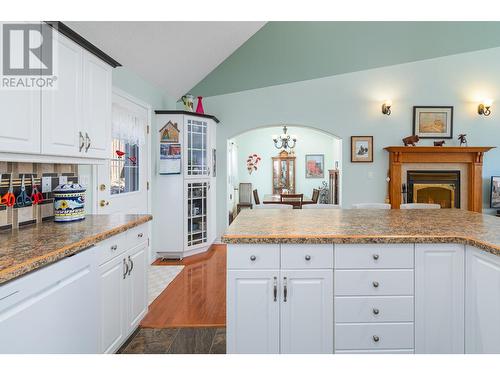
[406,170,461,208]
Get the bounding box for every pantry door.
[96,89,151,215]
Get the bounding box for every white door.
[96,91,149,215]
[99,254,127,354]
[280,269,334,354]
[83,51,112,158]
[184,116,209,177]
[41,33,83,157]
[226,270,280,354]
[415,244,464,354]
[0,22,41,155]
[125,242,148,331]
[465,246,500,354]
[185,179,209,250]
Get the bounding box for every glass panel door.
[187,181,208,248]
[186,118,208,176]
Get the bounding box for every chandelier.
[273,125,297,151]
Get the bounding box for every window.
[110,138,140,195]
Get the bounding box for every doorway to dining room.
[227,125,342,222]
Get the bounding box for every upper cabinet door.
[465,246,500,354]
[83,51,111,158]
[280,269,334,354]
[415,244,464,354]
[185,116,209,177]
[41,33,83,157]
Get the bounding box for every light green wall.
[206,47,500,237]
[192,22,500,97]
[231,126,341,199]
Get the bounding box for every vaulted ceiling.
[65,21,266,99]
[191,21,500,97]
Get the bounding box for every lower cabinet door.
[126,242,148,331]
[466,246,500,354]
[226,270,280,353]
[99,254,127,353]
[280,269,334,354]
[415,244,465,354]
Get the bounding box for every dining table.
[262,194,314,205]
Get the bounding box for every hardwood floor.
[140,244,226,328]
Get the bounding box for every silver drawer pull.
[250,255,257,261]
[372,335,380,342]
[373,254,379,260]
[111,245,118,251]
[137,233,144,238]
[273,277,277,302]
[372,308,380,315]
[372,281,379,288]
[305,255,311,261]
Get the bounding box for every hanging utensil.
[16,175,32,207]
[1,174,15,207]
[30,175,43,205]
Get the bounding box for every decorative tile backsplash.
[0,162,79,230]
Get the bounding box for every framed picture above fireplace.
[413,106,453,139]
[490,176,500,208]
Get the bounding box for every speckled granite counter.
[222,209,500,256]
[0,214,152,285]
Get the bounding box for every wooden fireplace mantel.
[384,146,495,212]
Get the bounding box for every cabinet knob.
[372,335,380,342]
[137,233,144,238]
[250,255,256,261]
[372,308,380,315]
[305,255,311,261]
[111,245,118,251]
[100,200,109,207]
[373,254,379,260]
[372,281,379,288]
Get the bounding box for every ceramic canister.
[53,183,86,222]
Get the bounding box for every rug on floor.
[148,265,184,305]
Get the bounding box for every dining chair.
[302,204,340,209]
[311,189,320,204]
[237,183,253,213]
[352,203,391,209]
[400,203,441,209]
[280,193,304,209]
[254,204,293,209]
[253,189,260,205]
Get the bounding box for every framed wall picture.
[490,176,500,208]
[305,154,324,178]
[351,136,373,163]
[413,106,453,139]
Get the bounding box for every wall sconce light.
[478,99,493,116]
[381,100,392,115]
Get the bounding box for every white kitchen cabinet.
[280,269,333,354]
[82,51,112,158]
[98,230,149,353]
[0,247,98,353]
[226,269,280,354]
[415,244,464,354]
[41,32,83,157]
[155,112,218,259]
[465,246,500,354]
[99,249,127,354]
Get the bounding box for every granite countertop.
[222,209,500,256]
[0,214,152,285]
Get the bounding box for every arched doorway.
[226,124,342,224]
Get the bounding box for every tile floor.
[119,328,226,354]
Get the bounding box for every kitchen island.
[221,209,500,354]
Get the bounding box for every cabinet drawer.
[335,244,414,269]
[281,244,333,269]
[98,232,128,266]
[335,270,414,296]
[335,323,414,350]
[335,296,414,323]
[126,223,149,249]
[335,349,414,354]
[227,244,280,269]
